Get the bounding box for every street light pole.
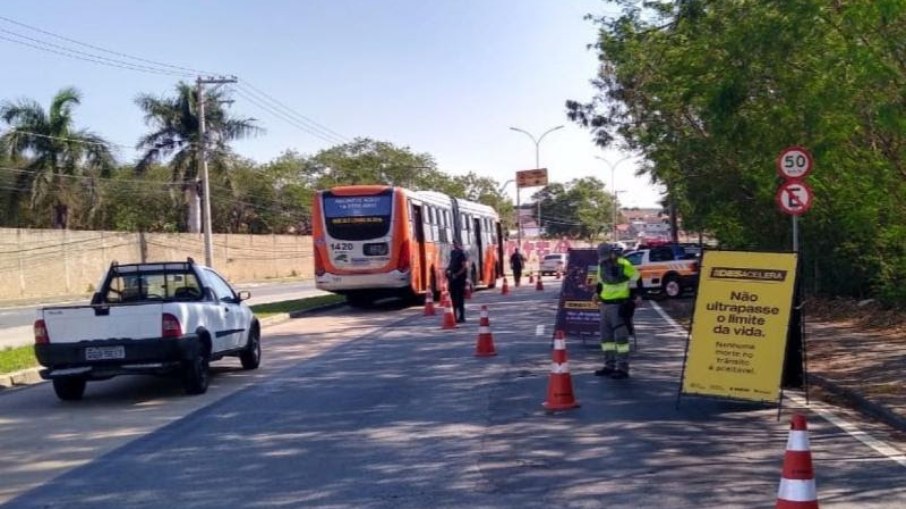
[595,155,634,242]
[509,125,564,245]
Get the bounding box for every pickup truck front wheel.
[183,348,210,395]
[53,377,86,401]
[663,275,683,299]
[240,326,261,370]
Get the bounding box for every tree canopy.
[568,0,906,304]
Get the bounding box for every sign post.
[514,168,549,249]
[776,146,813,252]
[775,146,814,394]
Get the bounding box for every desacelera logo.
[709,267,788,282]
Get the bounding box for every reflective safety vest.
[597,258,639,302]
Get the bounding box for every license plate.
[85,346,125,361]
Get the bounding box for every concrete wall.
[0,228,313,302]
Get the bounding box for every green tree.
[134,82,260,232]
[0,87,114,228]
[310,138,442,190]
[94,165,182,232]
[569,0,906,303]
[533,177,616,241]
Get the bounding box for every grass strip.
[0,345,38,375]
[250,294,346,319]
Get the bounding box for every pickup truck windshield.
[103,265,203,303]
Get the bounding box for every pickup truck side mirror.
[237,291,251,302]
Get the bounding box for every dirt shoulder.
[656,296,906,430]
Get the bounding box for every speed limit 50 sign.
[776,146,813,180]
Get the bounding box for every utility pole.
[197,75,238,267]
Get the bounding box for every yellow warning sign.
[681,250,798,403]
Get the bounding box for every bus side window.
[424,206,434,242]
[439,207,448,243]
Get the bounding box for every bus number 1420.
[331,242,354,251]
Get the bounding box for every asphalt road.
[2,281,905,508]
[0,279,325,349]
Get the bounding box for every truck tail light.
[34,319,49,344]
[314,248,326,277]
[397,239,411,272]
[162,313,183,339]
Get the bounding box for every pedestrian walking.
[446,239,469,323]
[592,244,640,379]
[510,248,526,287]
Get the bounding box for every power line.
[0,30,189,77]
[0,14,217,76]
[230,87,345,145]
[0,15,347,148]
[240,82,349,142]
[1,129,138,151]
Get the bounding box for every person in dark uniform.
[510,248,526,287]
[447,239,469,322]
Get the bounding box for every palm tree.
[0,87,114,228]
[135,82,260,232]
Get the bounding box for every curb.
[0,301,348,393]
[809,373,906,433]
[0,367,42,390]
[258,301,347,328]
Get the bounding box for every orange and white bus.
[312,185,504,306]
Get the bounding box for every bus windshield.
[322,191,393,241]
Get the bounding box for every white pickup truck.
[34,259,261,401]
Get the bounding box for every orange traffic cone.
[501,277,510,295]
[441,303,457,330]
[475,305,497,357]
[543,330,580,412]
[529,272,534,284]
[423,286,436,316]
[776,414,819,509]
[536,275,545,291]
[441,290,452,309]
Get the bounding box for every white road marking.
[535,324,545,336]
[649,300,906,469]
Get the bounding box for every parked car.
[539,253,568,276]
[33,258,261,401]
[623,246,700,298]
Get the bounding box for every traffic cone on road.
[474,305,497,357]
[776,414,819,509]
[501,277,510,295]
[441,290,452,309]
[555,270,562,280]
[543,330,580,412]
[536,275,545,291]
[423,286,436,316]
[441,303,458,330]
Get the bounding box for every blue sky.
[0,0,663,207]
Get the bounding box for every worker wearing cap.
[592,244,640,379]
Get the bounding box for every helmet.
[597,243,622,259]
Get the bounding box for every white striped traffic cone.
[542,330,579,412]
[474,305,497,357]
[776,414,819,509]
[423,286,436,316]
